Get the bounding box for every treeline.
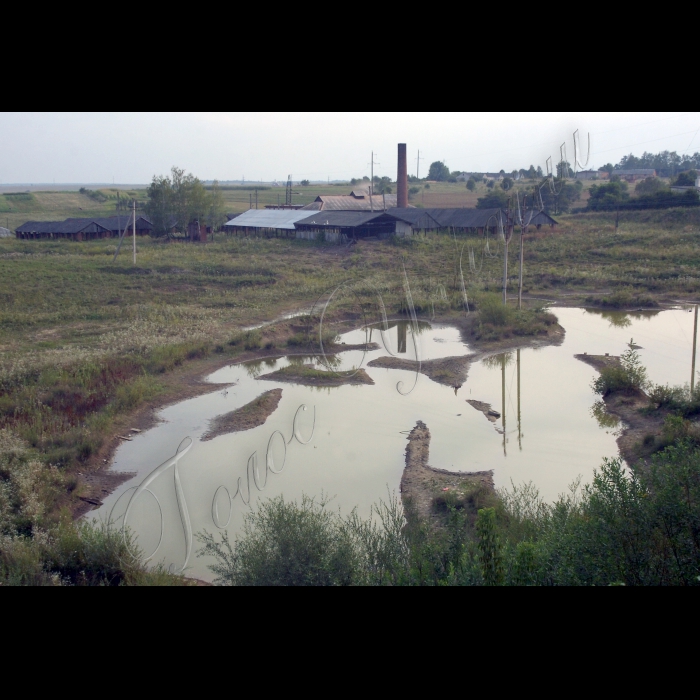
[615,150,700,178]
[588,178,700,212]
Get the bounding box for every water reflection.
[584,308,661,329]
[91,308,700,579]
[591,400,620,432]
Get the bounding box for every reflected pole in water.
[517,349,522,451]
[692,305,698,394]
[502,354,507,456]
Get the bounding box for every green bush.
[477,294,514,327]
[593,340,648,396]
[198,494,410,587]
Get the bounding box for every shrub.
[593,340,648,396]
[478,294,514,327]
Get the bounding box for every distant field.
[0,177,646,231]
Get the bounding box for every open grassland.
[2,205,700,583]
[0,189,144,230]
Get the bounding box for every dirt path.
[401,421,494,527]
[202,389,283,441]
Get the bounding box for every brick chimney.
[397,143,408,208]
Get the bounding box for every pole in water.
[502,354,507,456]
[132,200,136,265]
[517,349,522,451]
[692,305,698,394]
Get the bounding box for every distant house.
[301,189,400,211]
[576,170,600,181]
[613,169,657,182]
[15,219,113,241]
[13,215,218,241]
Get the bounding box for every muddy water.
[91,307,698,579]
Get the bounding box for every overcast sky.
[1,112,699,184]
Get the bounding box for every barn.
[294,211,400,242]
[223,209,317,237]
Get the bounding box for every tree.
[427,161,451,182]
[539,180,583,214]
[206,181,227,232]
[466,178,476,192]
[556,161,573,179]
[527,165,537,179]
[300,179,310,186]
[674,170,698,187]
[486,180,495,189]
[600,163,614,176]
[635,177,667,196]
[501,177,514,191]
[375,177,392,195]
[536,166,543,178]
[146,166,210,238]
[476,189,509,209]
[145,174,173,237]
[587,181,630,211]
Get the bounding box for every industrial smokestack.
[397,143,408,208]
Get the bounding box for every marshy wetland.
[92,308,699,580]
[3,207,700,584]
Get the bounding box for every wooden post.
[132,200,136,265]
[517,348,522,451]
[692,305,698,394]
[502,354,507,456]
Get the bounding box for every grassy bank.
[2,206,700,583]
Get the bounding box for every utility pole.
[255,189,258,209]
[132,200,136,265]
[518,196,527,310]
[517,349,522,451]
[692,305,698,394]
[249,193,252,210]
[502,207,513,306]
[369,152,380,213]
[417,150,424,180]
[502,354,507,457]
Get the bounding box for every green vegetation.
[592,340,649,396]
[427,161,451,182]
[200,442,700,586]
[4,194,700,583]
[474,294,558,342]
[146,167,227,236]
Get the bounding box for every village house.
[613,169,657,182]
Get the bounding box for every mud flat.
[202,388,283,441]
[257,365,374,387]
[466,400,500,423]
[400,421,494,527]
[368,355,473,388]
[575,354,664,465]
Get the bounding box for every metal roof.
[223,209,316,230]
[388,208,557,229]
[301,194,400,211]
[295,211,395,228]
[613,169,656,176]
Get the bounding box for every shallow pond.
[92,306,699,579]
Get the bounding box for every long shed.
[294,211,399,242]
[223,209,316,237]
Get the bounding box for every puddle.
[90,309,699,579]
